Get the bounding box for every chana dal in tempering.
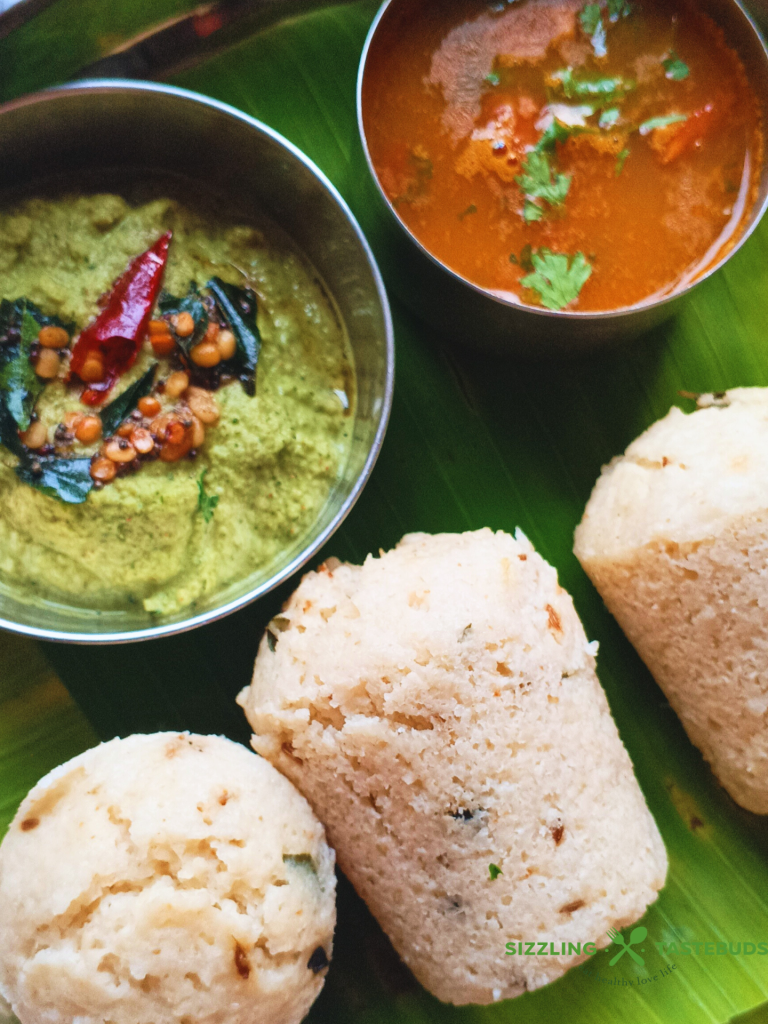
[0,195,354,614]
[362,0,764,312]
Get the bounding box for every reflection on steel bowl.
[0,81,393,643]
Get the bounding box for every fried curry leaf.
[639,113,688,135]
[206,277,261,396]
[99,363,158,438]
[516,150,571,215]
[0,395,24,458]
[553,68,635,106]
[0,301,74,431]
[579,4,606,58]
[520,249,593,311]
[158,282,209,354]
[196,468,219,523]
[15,455,93,504]
[0,309,45,431]
[663,52,690,81]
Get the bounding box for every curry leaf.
[14,455,93,504]
[516,151,571,213]
[0,395,24,458]
[0,308,46,431]
[663,52,690,81]
[206,277,261,396]
[0,300,73,431]
[159,282,209,354]
[521,249,593,311]
[99,363,158,438]
[639,113,688,135]
[196,468,219,523]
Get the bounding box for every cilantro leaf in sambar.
[663,52,690,80]
[607,0,632,20]
[579,3,607,58]
[515,151,571,216]
[521,250,593,311]
[553,68,635,106]
[639,113,688,135]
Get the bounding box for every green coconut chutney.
[0,194,353,614]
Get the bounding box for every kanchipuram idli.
[238,528,667,1005]
[0,732,336,1024]
[575,388,768,814]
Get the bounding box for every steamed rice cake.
[238,528,667,1004]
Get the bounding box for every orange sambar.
[362,0,764,312]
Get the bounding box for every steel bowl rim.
[356,0,768,324]
[0,78,395,644]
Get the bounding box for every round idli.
[0,732,335,1024]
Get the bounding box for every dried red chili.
[69,232,172,405]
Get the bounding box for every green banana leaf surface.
[2,2,768,1022]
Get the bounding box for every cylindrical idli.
[575,388,768,814]
[0,732,336,1024]
[238,528,667,1005]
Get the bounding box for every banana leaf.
[3,2,768,1022]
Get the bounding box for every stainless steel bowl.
[0,80,394,643]
[357,0,768,357]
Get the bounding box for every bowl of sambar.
[358,0,768,356]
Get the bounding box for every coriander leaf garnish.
[552,69,635,106]
[599,107,621,129]
[458,203,478,220]
[99,363,157,438]
[485,72,500,86]
[523,200,545,223]
[615,147,630,175]
[607,0,632,20]
[535,120,576,153]
[639,113,688,135]
[197,468,219,523]
[489,863,503,880]
[15,455,93,504]
[663,52,690,81]
[520,249,593,311]
[515,151,571,220]
[206,278,261,397]
[579,4,607,58]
